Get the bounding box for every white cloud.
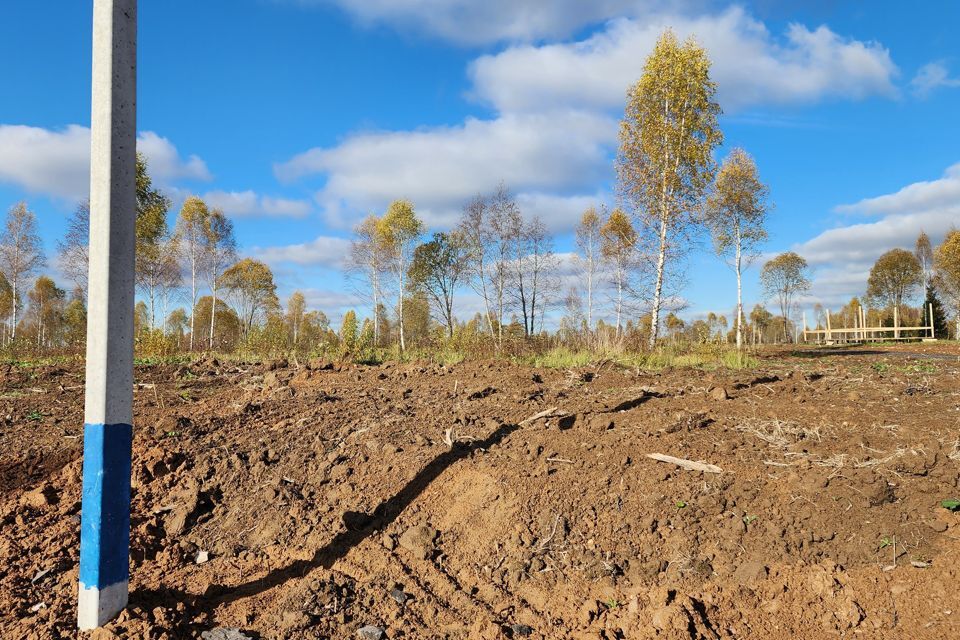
[0,124,90,201]
[299,0,688,45]
[277,7,898,233]
[835,163,960,217]
[910,61,960,98]
[203,189,311,218]
[276,111,615,229]
[790,163,960,307]
[470,7,898,114]
[253,235,352,269]
[0,124,211,202]
[136,131,212,183]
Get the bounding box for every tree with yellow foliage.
[617,29,722,349]
[704,148,771,349]
[935,229,960,338]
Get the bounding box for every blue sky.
[1,1,959,326]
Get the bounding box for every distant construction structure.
[802,303,936,344]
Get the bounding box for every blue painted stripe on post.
[79,422,133,589]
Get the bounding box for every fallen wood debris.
[646,453,723,474]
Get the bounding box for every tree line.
[2,29,959,359]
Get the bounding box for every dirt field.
[3,346,960,639]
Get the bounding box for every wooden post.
[894,306,899,340]
[826,309,832,344]
[930,302,935,339]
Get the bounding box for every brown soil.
[3,348,960,639]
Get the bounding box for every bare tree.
[574,206,602,335]
[457,195,496,336]
[57,201,90,300]
[347,214,387,346]
[137,232,182,330]
[520,217,558,336]
[0,202,46,340]
[486,186,516,345]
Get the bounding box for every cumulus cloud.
[136,131,212,183]
[296,0,690,45]
[277,6,898,233]
[0,125,91,201]
[835,163,960,217]
[470,7,898,114]
[276,111,615,229]
[253,235,352,269]
[910,61,960,98]
[790,163,960,306]
[0,124,211,202]
[203,189,311,218]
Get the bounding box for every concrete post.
[78,0,137,629]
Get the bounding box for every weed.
[878,535,896,550]
[26,410,43,422]
[941,498,960,511]
[675,500,687,510]
[743,514,758,526]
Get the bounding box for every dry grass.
[736,418,825,448]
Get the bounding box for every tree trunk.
[616,272,623,339]
[398,269,406,352]
[586,253,593,334]
[10,279,17,340]
[209,283,217,351]
[188,260,196,351]
[648,216,668,350]
[735,235,743,350]
[372,270,380,346]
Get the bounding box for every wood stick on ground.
[646,453,723,474]
[519,407,565,426]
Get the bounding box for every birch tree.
[486,186,517,345]
[600,208,637,339]
[203,208,237,350]
[574,206,602,335]
[704,148,771,349]
[347,215,387,346]
[136,233,182,329]
[409,231,467,339]
[617,30,722,348]
[57,201,90,300]
[377,200,423,352]
[286,291,306,348]
[175,196,210,350]
[457,195,496,336]
[760,252,810,342]
[0,202,45,340]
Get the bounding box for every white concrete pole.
[78,0,137,630]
